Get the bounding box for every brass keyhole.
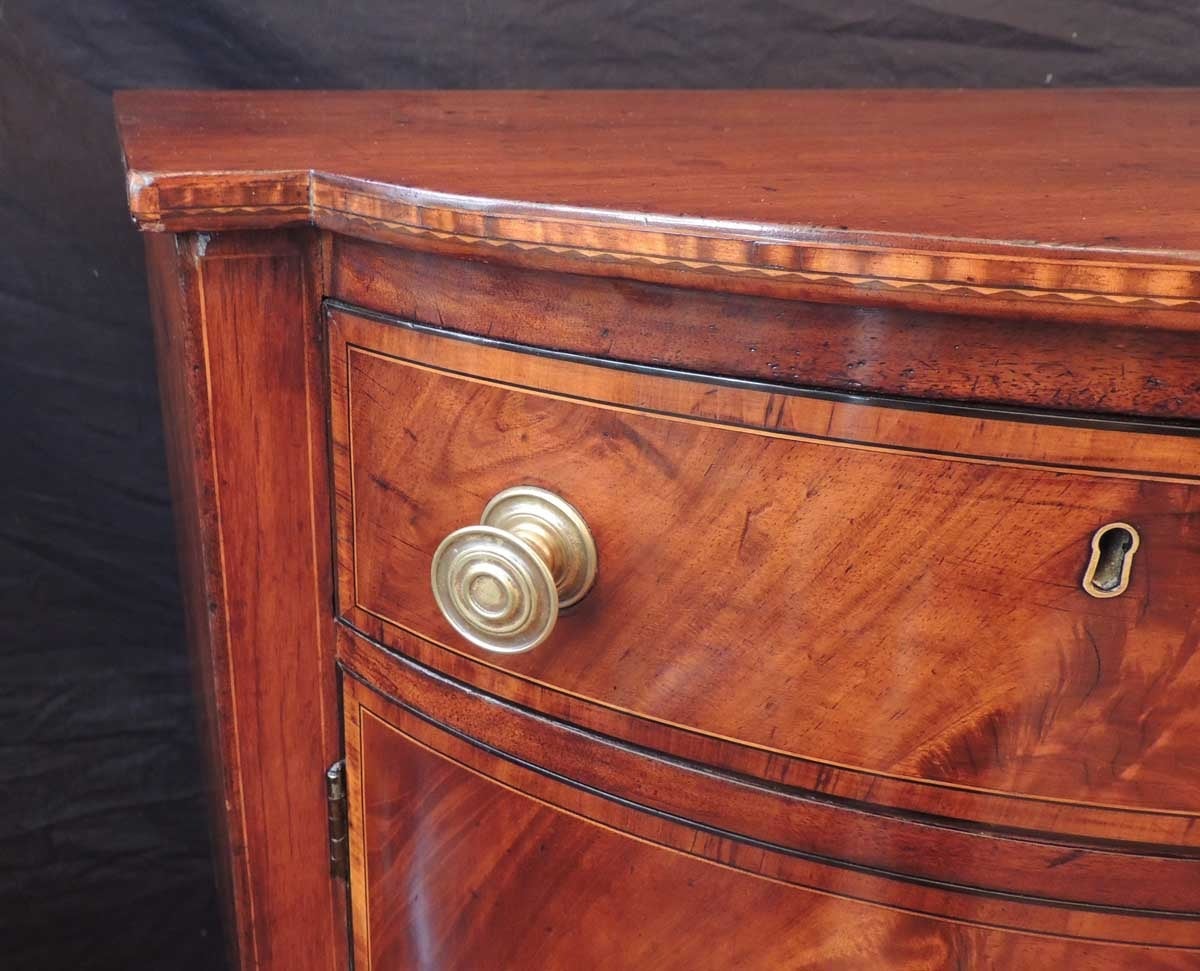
[1082,522,1140,599]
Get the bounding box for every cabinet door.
[340,635,1197,971]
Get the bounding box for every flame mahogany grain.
[337,629,1200,925]
[342,660,1200,966]
[328,307,1200,837]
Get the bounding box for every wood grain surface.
[341,658,1200,967]
[330,306,1200,821]
[331,238,1200,420]
[121,90,1200,969]
[116,90,1200,325]
[337,630,1200,919]
[144,230,346,971]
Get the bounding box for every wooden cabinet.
[118,90,1200,969]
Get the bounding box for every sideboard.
[116,89,1200,969]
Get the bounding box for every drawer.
[328,305,1200,821]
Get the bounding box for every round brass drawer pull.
[431,486,597,653]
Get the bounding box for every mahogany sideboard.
[116,90,1200,970]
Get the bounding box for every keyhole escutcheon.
[1081,522,1140,599]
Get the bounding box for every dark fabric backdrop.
[2,3,1198,968]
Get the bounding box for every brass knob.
[431,486,597,653]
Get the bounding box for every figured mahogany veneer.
[119,90,1200,969]
[341,645,1200,965]
[331,306,1200,819]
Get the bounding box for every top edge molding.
[116,89,1200,321]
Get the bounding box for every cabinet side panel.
[145,232,243,969]
[144,230,344,970]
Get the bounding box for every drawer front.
[329,306,1200,822]
[341,634,1200,963]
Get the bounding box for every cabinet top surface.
[116,88,1200,257]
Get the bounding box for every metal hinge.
[326,760,349,881]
